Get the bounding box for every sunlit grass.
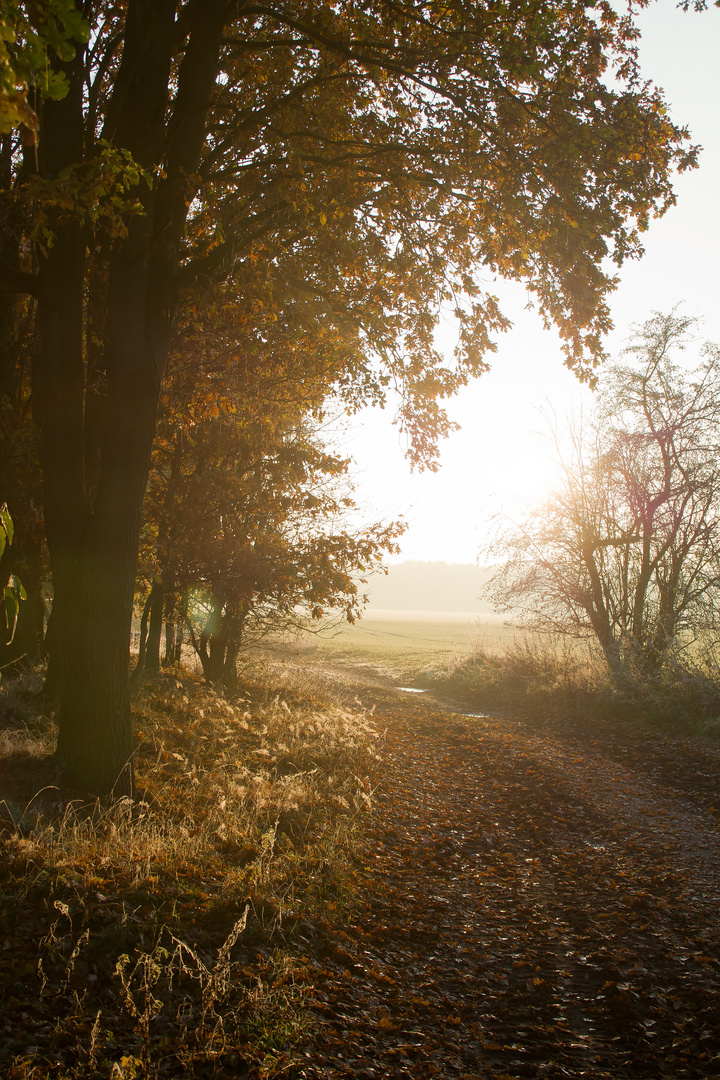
[295,609,720,732]
[429,633,720,731]
[0,662,378,1077]
[302,611,519,682]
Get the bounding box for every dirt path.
[295,689,720,1079]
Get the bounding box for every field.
[299,610,720,731]
[302,609,519,683]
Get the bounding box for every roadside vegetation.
[0,660,378,1078]
[429,632,720,733]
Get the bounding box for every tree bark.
[164,617,176,666]
[30,0,229,796]
[0,134,19,406]
[222,634,242,690]
[32,5,172,795]
[166,589,188,666]
[194,598,245,689]
[145,581,164,676]
[133,587,153,681]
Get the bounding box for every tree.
[137,368,403,687]
[0,4,89,669]
[0,0,696,795]
[489,313,720,678]
[0,280,46,671]
[175,421,401,688]
[1,503,27,647]
[133,262,395,679]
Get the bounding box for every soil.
[293,676,720,1079]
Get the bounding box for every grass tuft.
[0,660,378,1077]
[431,632,720,731]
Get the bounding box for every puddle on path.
[394,684,493,721]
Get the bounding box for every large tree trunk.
[31,0,227,796]
[32,7,172,796]
[33,52,104,786]
[40,252,168,793]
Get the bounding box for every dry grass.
[430,631,720,731]
[0,661,380,1078]
[429,632,602,712]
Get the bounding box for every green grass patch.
[306,612,519,683]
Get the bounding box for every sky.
[343,0,720,566]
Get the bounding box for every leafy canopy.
[169,0,695,457]
[6,0,697,467]
[0,0,89,138]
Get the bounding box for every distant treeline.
[366,561,496,613]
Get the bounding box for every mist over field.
[365,561,497,614]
